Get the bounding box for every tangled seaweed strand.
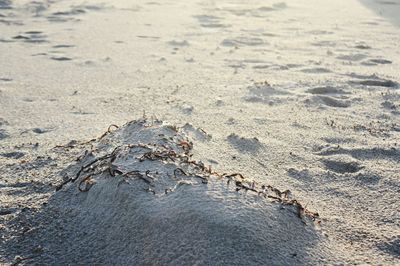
[55,120,319,223]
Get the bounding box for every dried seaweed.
[55,120,319,223]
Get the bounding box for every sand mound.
[3,119,337,265]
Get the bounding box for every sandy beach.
[0,0,399,265]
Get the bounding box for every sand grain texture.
[0,0,399,265]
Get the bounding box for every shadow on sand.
[359,0,400,26]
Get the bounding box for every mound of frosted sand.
[2,119,339,265]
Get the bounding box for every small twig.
[107,124,119,133]
[174,168,187,178]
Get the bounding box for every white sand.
[1,119,334,265]
[0,0,399,264]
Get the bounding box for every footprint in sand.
[306,86,350,95]
[52,9,85,16]
[167,40,189,47]
[287,168,312,181]
[224,59,246,70]
[0,38,14,43]
[307,30,334,35]
[300,67,332,74]
[252,64,272,70]
[223,2,287,17]
[361,58,392,66]
[349,79,398,88]
[47,4,109,23]
[194,15,229,28]
[145,2,161,5]
[0,2,24,25]
[221,36,266,47]
[50,56,72,61]
[322,137,356,145]
[225,118,236,125]
[0,129,8,140]
[0,19,23,26]
[346,73,398,88]
[215,99,224,107]
[0,117,8,126]
[0,0,12,10]
[178,103,194,115]
[244,82,290,105]
[1,151,25,159]
[377,237,400,258]
[52,44,75,49]
[321,155,364,174]
[227,133,262,153]
[137,35,160,40]
[249,3,287,17]
[25,30,42,35]
[381,101,398,112]
[316,145,400,162]
[0,208,17,216]
[32,128,52,134]
[362,21,380,25]
[306,85,352,107]
[182,123,211,141]
[0,118,9,140]
[12,31,47,44]
[311,40,337,47]
[336,53,368,62]
[354,44,372,50]
[47,15,80,23]
[377,1,400,5]
[20,127,53,135]
[316,96,351,108]
[317,146,383,185]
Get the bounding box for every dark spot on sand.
[317,96,351,108]
[381,101,397,110]
[368,59,392,64]
[336,54,367,61]
[377,237,400,257]
[355,44,371,49]
[53,9,86,16]
[0,129,8,140]
[137,35,160,40]
[221,37,265,47]
[52,44,75,48]
[377,1,399,5]
[32,128,51,134]
[317,146,400,162]
[25,31,43,35]
[227,133,262,153]
[12,33,47,44]
[12,35,30,40]
[50,56,72,61]
[350,79,398,88]
[322,158,364,173]
[167,40,189,47]
[0,0,12,9]
[0,118,8,126]
[300,67,331,74]
[1,151,25,159]
[0,209,15,216]
[307,86,348,95]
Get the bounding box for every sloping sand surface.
[360,0,400,26]
[2,119,334,265]
[0,0,399,265]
